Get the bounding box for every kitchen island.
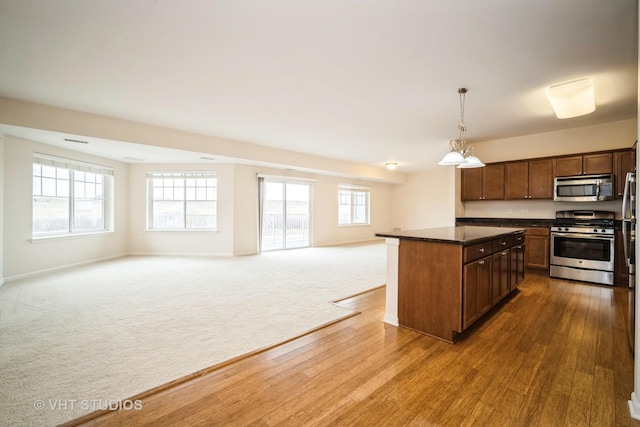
[375,226,526,343]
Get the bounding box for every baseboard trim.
[3,253,128,283]
[126,251,234,257]
[383,314,399,326]
[629,392,640,420]
[314,238,384,247]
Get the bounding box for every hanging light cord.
[457,88,467,143]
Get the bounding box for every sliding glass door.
[260,180,311,252]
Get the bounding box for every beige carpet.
[0,242,386,426]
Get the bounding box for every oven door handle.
[551,232,614,240]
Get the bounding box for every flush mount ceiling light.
[438,88,485,168]
[385,162,398,170]
[545,78,595,119]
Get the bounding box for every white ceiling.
[0,0,637,173]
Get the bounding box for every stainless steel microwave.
[553,174,615,202]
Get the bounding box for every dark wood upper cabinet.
[583,152,613,174]
[553,155,583,177]
[528,159,554,199]
[505,159,553,200]
[461,164,504,201]
[462,148,629,202]
[614,149,636,198]
[505,161,528,199]
[483,164,505,200]
[554,152,613,177]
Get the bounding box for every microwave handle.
[596,181,600,199]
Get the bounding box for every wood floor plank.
[73,272,639,427]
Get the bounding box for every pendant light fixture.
[438,88,485,168]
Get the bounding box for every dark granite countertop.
[374,226,525,245]
[456,217,554,228]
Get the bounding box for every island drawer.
[492,237,511,252]
[510,234,525,247]
[464,242,493,263]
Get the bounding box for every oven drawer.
[464,242,493,263]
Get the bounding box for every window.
[338,184,370,225]
[32,154,112,237]
[148,172,217,230]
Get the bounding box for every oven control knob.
[564,227,569,232]
[594,228,598,233]
[601,229,606,233]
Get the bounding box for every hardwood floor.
[74,272,639,426]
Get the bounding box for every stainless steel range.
[550,210,615,286]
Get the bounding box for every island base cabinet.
[394,230,525,343]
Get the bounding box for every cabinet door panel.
[528,159,553,199]
[483,164,505,200]
[505,162,528,199]
[525,235,549,270]
[583,153,612,174]
[511,244,525,289]
[614,150,635,198]
[554,156,583,177]
[461,168,484,201]
[477,257,493,317]
[463,262,479,328]
[492,251,510,305]
[463,256,492,330]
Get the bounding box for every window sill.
[31,230,114,243]
[338,224,371,227]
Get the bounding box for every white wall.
[391,167,457,230]
[3,135,129,279]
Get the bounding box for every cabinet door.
[524,228,549,270]
[505,161,528,199]
[554,156,583,177]
[492,250,510,305]
[528,159,553,199]
[614,150,636,198]
[583,152,613,174]
[463,256,492,330]
[510,244,525,290]
[461,168,484,201]
[483,164,505,200]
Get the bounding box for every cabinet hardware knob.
[501,241,506,245]
[479,260,485,265]
[479,248,485,252]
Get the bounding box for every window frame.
[32,153,112,239]
[337,184,371,226]
[147,171,218,231]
